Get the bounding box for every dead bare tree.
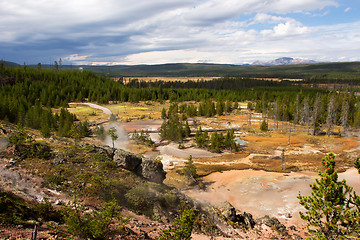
[326,95,337,137]
[340,96,350,136]
[294,94,300,124]
[301,97,310,134]
[30,225,37,240]
[281,149,286,171]
[274,100,280,129]
[248,111,252,127]
[311,93,322,136]
[288,123,291,145]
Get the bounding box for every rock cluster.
[92,145,166,184]
[220,201,255,229]
[256,215,287,234]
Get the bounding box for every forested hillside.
[1,61,360,136]
[83,62,360,82]
[8,60,360,82]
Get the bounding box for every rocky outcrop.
[219,201,255,229]
[136,158,166,184]
[256,215,286,234]
[113,149,142,171]
[91,146,166,184]
[89,145,114,159]
[220,201,237,222]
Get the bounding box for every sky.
[1,0,359,65]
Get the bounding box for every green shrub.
[125,183,155,214]
[260,119,268,131]
[157,209,195,240]
[8,125,30,145]
[14,142,51,160]
[163,192,178,207]
[33,198,62,222]
[46,174,66,188]
[62,197,128,239]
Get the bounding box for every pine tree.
[183,155,198,181]
[108,127,118,149]
[40,122,51,138]
[260,119,268,131]
[70,123,82,148]
[298,153,360,239]
[184,120,191,137]
[216,100,224,116]
[161,108,167,119]
[157,209,195,240]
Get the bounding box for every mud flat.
[158,143,221,159]
[184,168,360,225]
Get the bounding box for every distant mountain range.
[3,59,360,80]
[252,57,316,66]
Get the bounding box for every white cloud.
[0,0,358,64]
[261,20,310,37]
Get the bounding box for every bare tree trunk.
[302,97,310,134]
[294,94,300,124]
[248,111,252,127]
[312,94,322,136]
[274,101,279,129]
[281,149,286,171]
[30,225,37,240]
[326,95,337,137]
[288,124,291,145]
[341,96,349,136]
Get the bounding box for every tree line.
[1,64,360,136]
[255,91,360,134]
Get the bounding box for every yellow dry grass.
[122,76,221,83]
[105,101,171,121]
[54,105,109,122]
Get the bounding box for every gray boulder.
[220,201,237,222]
[256,215,286,233]
[136,158,166,184]
[89,145,114,159]
[89,145,166,184]
[113,149,142,171]
[219,201,255,228]
[241,211,255,228]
